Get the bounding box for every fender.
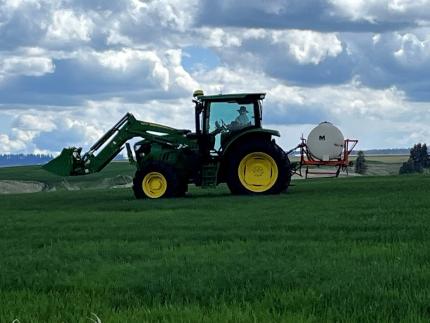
[221,127,280,157]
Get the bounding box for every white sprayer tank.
[307,122,344,161]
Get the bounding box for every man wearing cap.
[234,106,250,127]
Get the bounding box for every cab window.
[208,101,255,150]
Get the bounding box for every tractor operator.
[213,105,251,134]
[235,106,250,126]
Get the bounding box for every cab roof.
[198,93,266,102]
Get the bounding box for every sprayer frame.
[292,138,358,178]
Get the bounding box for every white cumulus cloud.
[393,32,430,65]
[272,30,343,64]
[13,114,56,131]
[47,9,94,42]
[329,0,430,22]
[0,55,54,79]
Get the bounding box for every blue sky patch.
[182,46,220,72]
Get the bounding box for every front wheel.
[133,162,179,199]
[226,140,290,195]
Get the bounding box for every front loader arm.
[43,113,191,176]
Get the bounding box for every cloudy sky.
[1,0,430,154]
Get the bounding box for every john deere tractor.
[44,91,291,198]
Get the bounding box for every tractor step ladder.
[201,163,218,188]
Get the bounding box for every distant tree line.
[399,143,430,174]
[352,148,410,155]
[0,153,126,167]
[0,154,54,167]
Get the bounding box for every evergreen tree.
[355,150,367,174]
[399,143,430,174]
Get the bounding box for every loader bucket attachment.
[42,147,81,176]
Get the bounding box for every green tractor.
[44,91,292,198]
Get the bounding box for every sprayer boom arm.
[43,113,191,176]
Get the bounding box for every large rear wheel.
[133,162,179,199]
[226,140,290,195]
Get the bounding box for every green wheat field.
[1,159,429,322]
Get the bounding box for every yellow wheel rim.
[142,172,167,198]
[238,152,278,193]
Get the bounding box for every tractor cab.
[193,91,266,154]
[191,90,288,193]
